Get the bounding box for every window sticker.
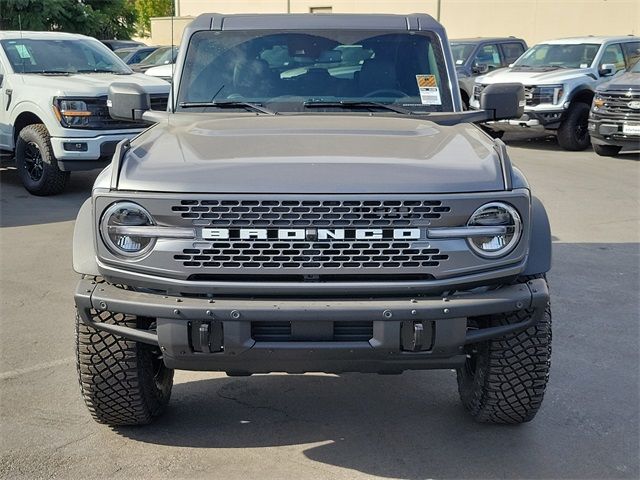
[416,74,441,105]
[15,45,31,59]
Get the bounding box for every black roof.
[451,37,525,44]
[187,13,444,33]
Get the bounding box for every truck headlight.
[536,85,564,105]
[466,202,522,258]
[593,93,605,110]
[100,202,156,258]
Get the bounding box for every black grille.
[251,321,373,342]
[174,241,448,270]
[596,92,640,118]
[172,199,450,227]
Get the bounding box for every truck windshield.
[0,38,130,74]
[177,30,453,113]
[513,43,599,69]
[450,43,475,65]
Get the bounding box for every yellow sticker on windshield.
[416,74,441,105]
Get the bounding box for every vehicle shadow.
[0,162,99,228]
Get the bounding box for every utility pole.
[436,0,441,21]
[174,0,180,17]
[287,0,291,13]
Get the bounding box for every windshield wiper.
[75,69,130,74]
[303,100,414,115]
[24,70,70,75]
[178,100,276,115]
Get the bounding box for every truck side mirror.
[473,63,489,74]
[599,63,616,77]
[107,83,150,121]
[480,82,525,120]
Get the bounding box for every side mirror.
[473,63,489,74]
[107,83,150,121]
[599,63,616,76]
[480,82,525,120]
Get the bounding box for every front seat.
[232,59,275,97]
[357,58,400,95]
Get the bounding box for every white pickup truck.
[0,31,169,195]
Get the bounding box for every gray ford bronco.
[73,13,552,426]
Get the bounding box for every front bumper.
[75,277,549,374]
[589,116,640,148]
[50,131,143,170]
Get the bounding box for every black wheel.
[15,124,69,196]
[593,143,622,157]
[457,280,551,424]
[76,308,174,426]
[556,102,591,151]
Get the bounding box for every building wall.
[151,0,639,46]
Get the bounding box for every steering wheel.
[364,89,409,98]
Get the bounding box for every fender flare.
[524,196,552,275]
[73,198,100,276]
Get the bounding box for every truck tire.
[15,124,69,196]
[556,102,590,151]
[593,144,622,157]
[456,291,551,424]
[75,309,174,426]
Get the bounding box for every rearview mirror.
[479,83,525,120]
[599,63,616,76]
[473,63,489,74]
[107,83,150,121]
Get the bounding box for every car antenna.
[169,8,175,121]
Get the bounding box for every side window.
[474,44,502,69]
[600,43,626,72]
[501,42,525,65]
[621,41,640,68]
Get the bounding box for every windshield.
[177,30,453,113]
[0,38,130,74]
[138,46,177,66]
[513,43,600,69]
[450,43,475,66]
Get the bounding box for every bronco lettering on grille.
[202,228,422,241]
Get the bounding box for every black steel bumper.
[75,277,549,374]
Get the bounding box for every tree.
[135,0,173,37]
[0,0,137,39]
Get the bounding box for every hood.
[145,64,173,78]
[597,71,640,92]
[477,67,593,85]
[16,72,169,96]
[117,114,506,194]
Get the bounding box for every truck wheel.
[15,124,69,196]
[456,299,552,424]
[75,310,174,426]
[556,102,590,151]
[593,144,622,157]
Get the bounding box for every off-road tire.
[593,143,622,157]
[15,124,69,196]
[456,281,552,424]
[557,102,591,151]
[75,307,174,426]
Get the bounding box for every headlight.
[536,84,564,105]
[593,93,605,110]
[466,202,522,258]
[100,202,156,258]
[53,97,94,128]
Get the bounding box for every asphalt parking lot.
[0,133,638,480]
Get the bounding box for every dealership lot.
[0,134,638,479]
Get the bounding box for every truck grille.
[172,199,450,227]
[597,92,640,118]
[175,241,447,270]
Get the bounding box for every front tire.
[593,143,622,157]
[15,124,69,196]
[76,310,174,426]
[557,102,591,151]
[457,299,552,424]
